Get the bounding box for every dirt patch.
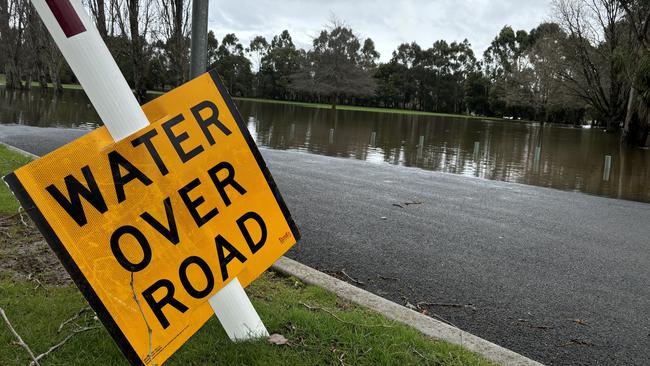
[0,214,70,285]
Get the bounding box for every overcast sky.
[207,0,553,62]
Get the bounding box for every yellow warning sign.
[4,71,299,365]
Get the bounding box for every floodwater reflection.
[1,87,648,203]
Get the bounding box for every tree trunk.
[127,0,147,102]
[95,0,108,39]
[621,87,650,147]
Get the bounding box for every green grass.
[0,143,493,366]
[0,145,33,214]
[0,272,494,366]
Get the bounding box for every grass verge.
[0,146,494,365]
[0,145,33,214]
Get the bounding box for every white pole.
[30,0,267,342]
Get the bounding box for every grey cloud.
[207,0,552,59]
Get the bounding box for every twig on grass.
[410,345,432,362]
[299,302,393,328]
[131,272,157,366]
[27,273,46,292]
[340,269,366,286]
[0,226,11,238]
[57,306,92,333]
[29,326,101,366]
[18,207,30,228]
[0,307,41,365]
[0,212,20,225]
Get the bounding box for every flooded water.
[2,87,649,203]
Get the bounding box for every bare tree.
[114,0,155,101]
[157,0,190,86]
[619,0,650,146]
[553,0,628,130]
[1,0,28,89]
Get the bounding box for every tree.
[248,35,269,71]
[483,26,532,117]
[157,0,190,87]
[207,30,218,66]
[291,23,376,109]
[360,38,380,71]
[619,0,650,146]
[553,0,628,130]
[257,30,303,99]
[210,33,253,96]
[113,0,155,101]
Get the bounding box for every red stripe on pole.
[45,0,86,38]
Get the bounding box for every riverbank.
[232,97,511,121]
[0,144,495,365]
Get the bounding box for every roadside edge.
[272,256,544,366]
[0,142,39,160]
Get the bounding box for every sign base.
[209,278,269,341]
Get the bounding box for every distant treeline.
[1,0,649,145]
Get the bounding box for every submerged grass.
[231,96,512,121]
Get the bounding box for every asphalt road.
[1,124,649,365]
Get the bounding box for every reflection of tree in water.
[0,87,100,128]
[237,99,650,203]
[3,92,648,203]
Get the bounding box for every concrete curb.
[272,256,544,366]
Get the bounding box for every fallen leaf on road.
[573,319,589,326]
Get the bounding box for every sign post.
[6,0,298,364]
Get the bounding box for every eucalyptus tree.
[360,38,380,71]
[258,30,303,99]
[210,33,253,96]
[291,23,376,109]
[483,26,531,117]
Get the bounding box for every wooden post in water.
[473,141,480,160]
[417,135,424,159]
[370,131,376,147]
[533,146,541,173]
[329,128,334,144]
[603,155,612,181]
[289,123,295,140]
